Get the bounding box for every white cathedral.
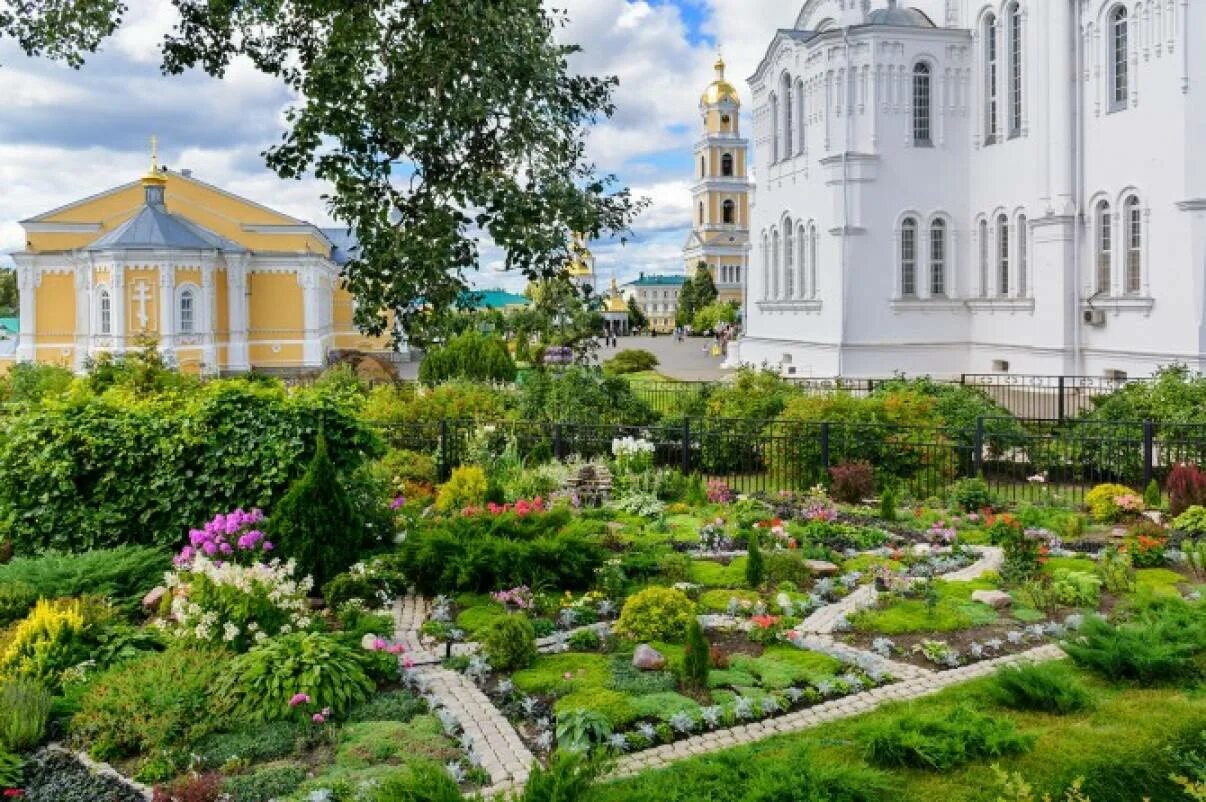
[730,0,1205,379]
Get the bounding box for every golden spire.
[143,134,166,185]
[702,52,739,106]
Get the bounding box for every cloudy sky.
[0,0,796,289]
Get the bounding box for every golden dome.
[701,56,740,106]
[604,277,627,312]
[566,232,594,276]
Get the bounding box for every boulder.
[804,560,840,577]
[142,586,168,612]
[972,589,1013,610]
[632,643,666,671]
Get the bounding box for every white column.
[74,258,91,372]
[200,259,217,374]
[226,255,250,372]
[15,262,36,363]
[158,263,175,358]
[111,263,126,355]
[300,266,323,368]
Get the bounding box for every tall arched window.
[761,233,770,300]
[1125,196,1141,294]
[98,288,112,335]
[1096,201,1112,294]
[700,156,706,177]
[797,223,808,297]
[784,219,795,298]
[997,213,1010,296]
[1110,6,1129,110]
[809,223,818,297]
[722,199,736,225]
[698,202,705,226]
[930,219,947,296]
[769,93,780,162]
[782,74,794,157]
[721,153,734,177]
[796,79,806,154]
[771,229,781,298]
[901,217,918,297]
[913,63,932,146]
[984,13,999,144]
[1017,214,1028,296]
[1007,3,1023,138]
[179,288,195,334]
[978,218,989,296]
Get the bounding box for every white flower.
[222,622,240,642]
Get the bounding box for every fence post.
[438,419,450,481]
[681,417,692,475]
[1057,376,1066,423]
[553,423,563,461]
[1143,420,1155,489]
[973,416,984,477]
[819,421,830,482]
[960,374,966,386]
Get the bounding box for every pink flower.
[289,693,311,707]
[312,712,325,723]
[202,541,218,556]
[262,542,273,551]
[391,496,406,510]
[373,638,387,651]
[562,672,573,680]
[403,656,415,668]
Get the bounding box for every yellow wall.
[124,268,159,336]
[35,274,75,341]
[248,273,303,337]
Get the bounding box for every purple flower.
[202,541,218,556]
[390,496,406,510]
[262,542,274,552]
[289,693,311,707]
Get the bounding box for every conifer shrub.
[745,531,766,589]
[615,587,695,643]
[434,465,489,513]
[1063,596,1204,683]
[879,486,898,522]
[482,614,537,671]
[1143,478,1162,509]
[682,618,710,692]
[862,706,1035,770]
[992,662,1094,714]
[602,349,658,375]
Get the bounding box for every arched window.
[912,63,932,146]
[761,233,770,299]
[700,156,706,177]
[722,199,736,225]
[984,13,999,144]
[796,79,806,154]
[901,217,918,297]
[784,219,795,298]
[721,153,734,177]
[179,288,195,334]
[997,213,1010,296]
[98,288,112,335]
[978,218,989,296]
[797,223,807,297]
[1096,201,1112,294]
[1017,214,1028,296]
[930,219,947,296]
[771,229,781,298]
[1125,196,1141,294]
[769,93,780,162]
[1008,2,1023,137]
[698,202,705,226]
[782,74,794,157]
[808,224,818,298]
[1110,6,1129,110]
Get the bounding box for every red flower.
[750,614,780,629]
[4,790,24,798]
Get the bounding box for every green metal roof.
[0,317,17,334]
[462,289,530,309]
[624,273,686,287]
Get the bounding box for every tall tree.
[0,269,17,316]
[675,275,697,329]
[692,261,718,308]
[626,295,648,331]
[5,1,644,342]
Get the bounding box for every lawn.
[850,579,1002,635]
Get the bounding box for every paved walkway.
[797,583,878,634]
[942,546,1004,581]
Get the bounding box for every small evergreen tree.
[880,486,898,522]
[626,296,648,331]
[1143,479,1162,509]
[692,262,718,308]
[676,276,697,328]
[683,618,710,693]
[745,531,766,589]
[267,434,360,587]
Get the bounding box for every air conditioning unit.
[992,359,1010,373]
[1083,309,1106,327]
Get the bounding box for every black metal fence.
[374,415,1206,503]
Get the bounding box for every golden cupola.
[701,56,740,107]
[604,277,627,313]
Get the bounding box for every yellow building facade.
[9,161,398,376]
[683,57,751,313]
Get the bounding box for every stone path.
[607,643,1064,779]
[795,634,933,681]
[942,545,1004,581]
[797,583,877,634]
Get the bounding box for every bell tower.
[683,56,751,312]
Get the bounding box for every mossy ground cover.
[687,558,747,588]
[587,666,1206,802]
[849,579,1001,635]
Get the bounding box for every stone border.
[43,743,154,801]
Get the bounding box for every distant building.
[566,233,597,295]
[622,273,687,332]
[461,289,530,311]
[601,277,631,336]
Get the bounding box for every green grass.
[1041,556,1097,576]
[841,554,904,574]
[688,558,747,588]
[697,588,761,613]
[587,665,1206,802]
[1133,568,1188,597]
[512,653,611,696]
[726,647,843,690]
[333,717,459,769]
[850,580,1000,635]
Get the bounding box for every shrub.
[1063,596,1204,683]
[372,761,468,802]
[0,677,52,751]
[0,545,169,623]
[602,349,658,375]
[1167,463,1206,517]
[764,551,812,589]
[1050,570,1102,608]
[375,448,439,494]
[419,329,517,386]
[615,587,696,643]
[220,632,374,723]
[0,598,91,688]
[322,555,408,608]
[1143,478,1162,509]
[516,366,657,426]
[745,531,766,589]
[1172,505,1206,535]
[71,646,234,760]
[829,462,875,504]
[862,705,1035,770]
[0,581,37,628]
[153,773,223,802]
[1085,483,1140,523]
[568,628,602,651]
[0,748,21,789]
[20,749,147,802]
[191,720,306,769]
[435,465,489,513]
[949,477,994,513]
[992,662,1094,714]
[682,618,710,692]
[1125,519,1169,568]
[879,486,898,522]
[221,765,307,802]
[482,614,537,671]
[555,708,612,753]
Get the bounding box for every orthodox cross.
[149,135,159,172]
[133,280,152,330]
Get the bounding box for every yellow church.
[7,147,397,376]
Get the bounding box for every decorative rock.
[141,586,167,612]
[912,544,932,556]
[804,560,839,577]
[360,632,381,650]
[972,589,1013,609]
[632,644,667,670]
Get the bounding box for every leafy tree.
[626,295,648,331]
[692,301,738,333]
[0,269,16,316]
[692,262,718,308]
[675,275,697,329]
[0,0,125,68]
[418,329,516,386]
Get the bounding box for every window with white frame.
[1096,201,1112,294]
[808,224,818,297]
[1017,214,1028,296]
[1008,2,1023,137]
[913,63,932,145]
[796,79,806,154]
[782,74,794,156]
[997,214,1010,296]
[1110,6,1129,111]
[784,219,795,298]
[984,13,999,144]
[1125,196,1141,294]
[770,93,780,162]
[722,199,736,225]
[901,217,918,297]
[978,218,989,296]
[930,219,946,296]
[797,223,807,297]
[772,229,781,298]
[98,288,112,335]
[179,288,195,334]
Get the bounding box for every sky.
[0,0,799,290]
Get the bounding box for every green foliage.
[879,486,898,522]
[0,379,380,555]
[992,662,1094,714]
[692,301,738,333]
[949,477,994,512]
[0,748,22,788]
[510,752,604,802]
[364,380,511,427]
[1173,505,1206,535]
[222,765,308,802]
[221,632,375,723]
[1085,483,1137,523]
[516,366,656,425]
[568,628,601,651]
[615,587,696,643]
[0,677,51,751]
[862,705,1035,770]
[555,708,612,752]
[346,690,427,724]
[682,618,710,692]
[1084,364,1206,423]
[71,645,233,760]
[764,550,812,589]
[1050,570,1102,608]
[602,349,659,375]
[625,295,649,332]
[1,363,74,405]
[1096,545,1136,594]
[745,531,766,589]
[1144,479,1163,509]
[1063,596,1205,683]
[698,370,794,473]
[435,465,489,513]
[482,614,538,671]
[0,597,98,689]
[191,720,307,769]
[0,546,169,623]
[419,329,517,386]
[370,762,466,802]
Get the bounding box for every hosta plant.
[555,708,612,753]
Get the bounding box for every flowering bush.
[747,614,784,646]
[164,555,313,652]
[611,436,655,475]
[696,519,732,552]
[1124,520,1169,568]
[1000,528,1050,586]
[1085,483,1142,523]
[706,479,734,504]
[482,497,546,517]
[492,586,535,610]
[175,508,270,567]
